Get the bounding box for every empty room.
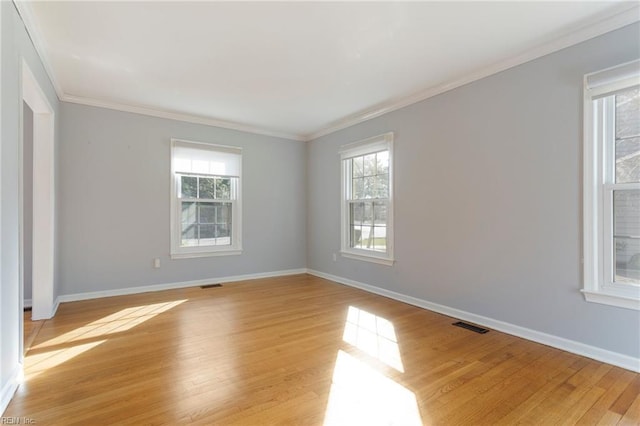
[1,1,639,424]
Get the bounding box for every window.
[583,60,640,310]
[340,133,394,265]
[170,139,242,258]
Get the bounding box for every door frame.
[21,59,55,326]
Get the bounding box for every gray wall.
[58,103,307,296]
[1,1,60,408]
[22,102,32,303]
[307,23,640,358]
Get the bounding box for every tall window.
[583,60,639,310]
[340,133,394,265]
[170,139,242,258]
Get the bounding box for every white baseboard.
[307,269,640,373]
[57,268,308,304]
[23,299,32,309]
[0,365,23,416]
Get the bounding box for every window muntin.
[583,61,640,309]
[341,133,394,265]
[171,139,242,258]
[610,88,640,285]
[178,174,236,247]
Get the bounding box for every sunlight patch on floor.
[26,340,107,379]
[323,350,421,426]
[342,306,404,372]
[25,299,187,380]
[33,300,187,349]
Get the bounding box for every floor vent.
[452,321,489,334]
[24,306,32,312]
[200,283,223,289]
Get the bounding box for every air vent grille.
[452,321,489,334]
[200,284,223,289]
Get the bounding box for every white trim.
[304,4,640,141]
[583,63,640,310]
[57,269,307,303]
[13,1,640,142]
[339,132,393,159]
[582,290,640,310]
[23,298,32,309]
[21,60,56,322]
[170,249,242,260]
[307,269,640,373]
[341,133,394,264]
[0,365,23,416]
[13,1,64,99]
[62,94,304,142]
[170,139,243,259]
[13,0,301,142]
[340,251,394,266]
[585,59,640,98]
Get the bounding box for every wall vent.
[200,284,223,289]
[452,321,489,334]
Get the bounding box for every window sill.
[340,251,394,266]
[581,289,640,310]
[171,249,242,259]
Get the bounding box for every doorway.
[21,60,55,330]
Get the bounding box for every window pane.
[614,190,640,237]
[353,157,364,178]
[363,202,373,225]
[216,225,231,246]
[352,177,364,199]
[216,203,231,224]
[375,174,389,198]
[374,202,387,225]
[181,224,198,246]
[216,224,230,238]
[364,154,376,176]
[364,176,375,199]
[180,176,197,198]
[199,177,215,199]
[616,136,640,183]
[350,225,362,248]
[377,151,389,174]
[181,202,197,224]
[216,178,231,199]
[199,224,216,239]
[615,237,640,284]
[372,226,387,252]
[198,202,215,224]
[616,87,640,139]
[350,202,364,225]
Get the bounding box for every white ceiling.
[19,1,640,141]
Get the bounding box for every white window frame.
[583,60,640,310]
[340,133,394,266]
[170,139,242,259]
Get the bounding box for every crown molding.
[14,0,640,143]
[60,94,305,141]
[13,0,64,99]
[304,3,640,141]
[14,0,304,141]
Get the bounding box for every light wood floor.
[23,310,45,355]
[6,274,640,425]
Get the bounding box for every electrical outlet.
[332,253,337,262]
[153,258,161,268]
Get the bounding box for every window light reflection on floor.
[324,306,422,425]
[323,350,421,426]
[342,306,404,372]
[25,299,187,380]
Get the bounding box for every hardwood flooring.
[5,274,639,425]
[23,311,45,355]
